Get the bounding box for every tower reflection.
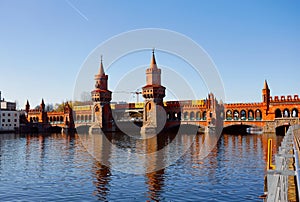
[79,132,112,201]
[142,135,166,201]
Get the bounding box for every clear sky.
[0,0,299,108]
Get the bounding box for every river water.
[0,132,283,201]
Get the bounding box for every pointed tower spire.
[25,100,30,114]
[150,48,158,69]
[99,55,105,75]
[40,98,45,111]
[263,80,269,89]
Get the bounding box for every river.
[0,132,283,201]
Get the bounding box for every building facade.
[0,95,19,132]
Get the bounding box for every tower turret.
[262,80,270,113]
[25,100,30,115]
[91,56,112,132]
[40,98,45,112]
[141,50,166,136]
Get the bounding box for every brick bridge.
[24,51,300,135]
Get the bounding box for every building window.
[8,119,10,122]
[2,124,4,126]
[14,119,17,122]
[2,113,5,116]
[14,124,16,127]
[8,113,10,116]
[14,113,17,117]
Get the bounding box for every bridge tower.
[91,56,112,132]
[25,100,30,117]
[262,80,270,114]
[141,50,166,136]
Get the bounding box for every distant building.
[0,92,19,132]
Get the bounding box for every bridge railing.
[265,126,297,202]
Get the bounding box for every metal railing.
[265,126,297,202]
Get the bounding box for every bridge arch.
[275,109,282,118]
[226,110,232,120]
[202,111,207,120]
[233,110,239,120]
[190,111,195,120]
[167,112,171,120]
[276,124,290,136]
[248,110,254,120]
[292,108,298,117]
[183,112,189,120]
[196,111,201,120]
[240,110,246,120]
[177,112,181,121]
[283,108,290,117]
[255,109,262,120]
[223,123,262,134]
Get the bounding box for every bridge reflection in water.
[77,131,283,201]
[0,132,283,201]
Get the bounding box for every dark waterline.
[0,132,282,201]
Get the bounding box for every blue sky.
[0,0,299,108]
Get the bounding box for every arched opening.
[223,124,254,135]
[276,124,290,136]
[50,117,53,122]
[255,109,262,120]
[226,110,232,120]
[76,115,80,122]
[85,115,88,122]
[240,110,246,120]
[248,110,254,120]
[36,117,39,122]
[167,112,171,121]
[30,117,33,123]
[275,109,282,118]
[53,117,57,122]
[81,115,84,123]
[184,112,189,120]
[292,108,298,117]
[196,111,201,120]
[172,112,177,120]
[233,110,239,120]
[203,111,207,120]
[178,112,181,121]
[60,116,63,123]
[190,112,195,120]
[89,115,92,122]
[283,109,290,117]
